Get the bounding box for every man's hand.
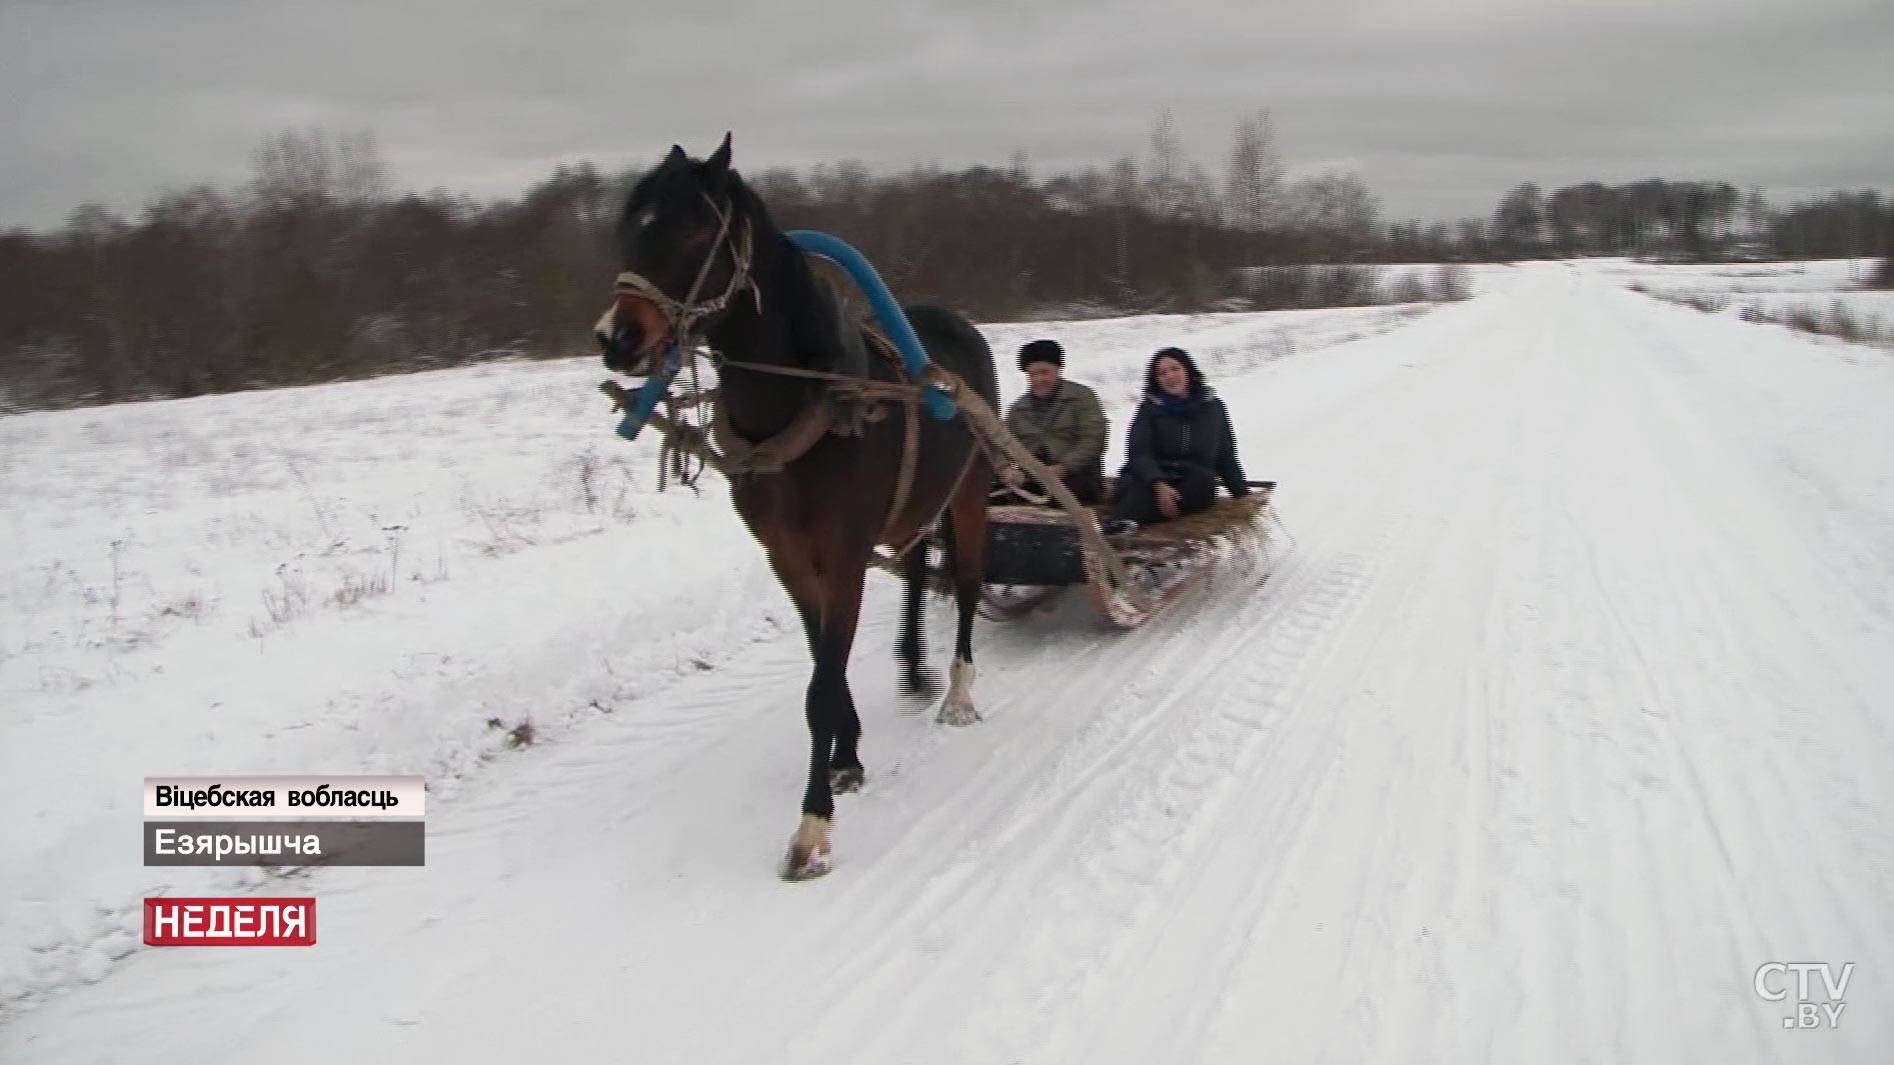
[1001,465,1026,488]
[1155,481,1181,519]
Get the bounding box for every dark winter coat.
[1118,387,1250,498]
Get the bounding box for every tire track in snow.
[973,290,1521,1064]
[699,557,1296,1065]
[1197,472,1523,1055]
[1550,288,1891,1059]
[933,519,1406,1065]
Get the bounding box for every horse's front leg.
[783,559,869,881]
[821,559,868,794]
[784,688,837,881]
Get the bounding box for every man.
[997,339,1108,505]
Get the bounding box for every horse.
[593,134,1000,881]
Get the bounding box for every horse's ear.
[702,132,733,187]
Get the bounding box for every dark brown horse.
[594,135,999,880]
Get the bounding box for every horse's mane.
[728,176,857,375]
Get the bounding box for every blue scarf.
[1155,390,1200,416]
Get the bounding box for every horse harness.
[603,192,956,556]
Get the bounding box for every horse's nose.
[596,309,645,374]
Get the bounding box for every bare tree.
[1224,109,1284,232]
[1008,150,1031,185]
[1180,164,1220,228]
[249,127,388,211]
[1145,109,1185,218]
[1288,171,1380,257]
[1108,155,1140,287]
[1489,183,1546,256]
[1744,187,1770,240]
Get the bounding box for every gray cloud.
[2,0,1889,229]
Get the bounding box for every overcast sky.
[3,0,1889,230]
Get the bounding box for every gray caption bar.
[143,820,425,867]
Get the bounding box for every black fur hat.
[1018,339,1064,370]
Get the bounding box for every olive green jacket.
[1003,379,1108,475]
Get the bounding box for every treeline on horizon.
[2,114,1889,413]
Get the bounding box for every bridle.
[609,190,759,348]
[600,188,771,490]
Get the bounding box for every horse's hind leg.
[896,536,938,696]
[939,464,990,726]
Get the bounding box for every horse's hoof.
[829,766,865,794]
[900,666,941,698]
[936,657,980,726]
[936,701,982,727]
[780,815,833,882]
[781,849,832,881]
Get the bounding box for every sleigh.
[978,478,1278,627]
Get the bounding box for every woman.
[1103,347,1250,535]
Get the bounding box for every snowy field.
[3,262,1892,1063]
[1584,257,1892,342]
[1372,260,1525,299]
[1587,256,1873,294]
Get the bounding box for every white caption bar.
[143,776,426,819]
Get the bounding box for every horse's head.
[596,133,755,376]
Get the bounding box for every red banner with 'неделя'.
[143,898,316,946]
